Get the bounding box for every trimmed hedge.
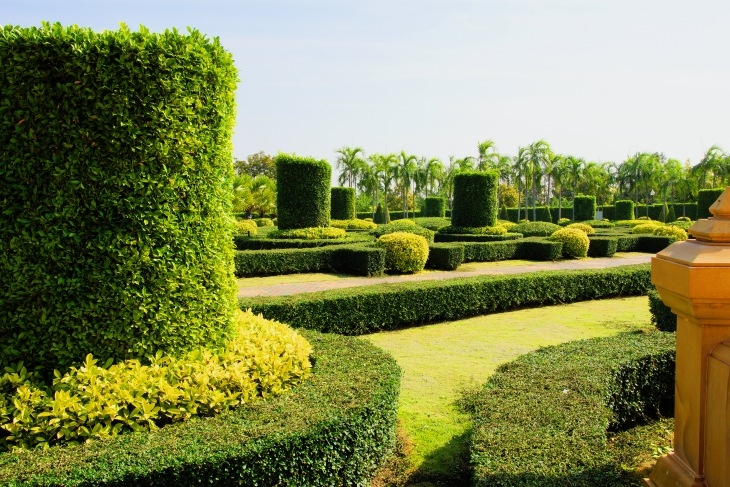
[426,243,465,270]
[0,331,401,487]
[512,221,561,237]
[234,234,370,250]
[573,195,597,221]
[373,203,390,224]
[587,236,618,257]
[330,187,356,220]
[616,234,676,253]
[234,245,386,277]
[469,331,675,486]
[648,289,676,332]
[239,265,651,335]
[0,24,239,375]
[451,171,498,227]
[697,188,724,219]
[424,196,447,217]
[276,154,331,229]
[434,233,522,243]
[371,221,435,242]
[614,200,635,221]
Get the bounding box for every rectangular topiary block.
[426,243,465,270]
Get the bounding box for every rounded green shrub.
[499,220,518,232]
[573,195,597,221]
[330,218,378,230]
[451,171,498,227]
[371,221,435,242]
[330,187,356,220]
[614,200,635,220]
[668,220,693,230]
[0,24,239,375]
[390,219,416,226]
[512,221,562,237]
[566,222,595,235]
[424,196,447,217]
[653,225,688,241]
[275,154,331,230]
[234,218,258,235]
[377,232,430,273]
[676,216,691,222]
[414,217,451,231]
[550,228,590,258]
[633,222,662,234]
[253,217,275,227]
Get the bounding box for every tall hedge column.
[0,24,239,374]
[276,154,331,229]
[450,171,498,227]
[647,187,730,487]
[331,187,356,220]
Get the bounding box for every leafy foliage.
[413,217,451,231]
[234,245,386,277]
[697,188,724,219]
[512,221,561,237]
[573,195,597,221]
[0,23,239,375]
[275,154,331,230]
[371,221,435,242]
[550,228,590,258]
[468,332,675,486]
[330,187,356,220]
[377,232,430,273]
[329,218,378,230]
[451,171,499,227]
[648,289,676,332]
[426,243,465,270]
[633,222,663,234]
[269,227,346,240]
[374,203,391,224]
[424,196,447,217]
[587,236,618,257]
[438,225,507,235]
[653,225,687,241]
[614,200,635,220]
[566,222,595,234]
[234,218,258,235]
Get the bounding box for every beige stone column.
[646,188,730,487]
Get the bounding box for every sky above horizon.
[3,0,729,170]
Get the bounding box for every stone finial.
[689,187,730,243]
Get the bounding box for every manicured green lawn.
[363,296,653,484]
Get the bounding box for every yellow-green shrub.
[389,219,416,226]
[566,222,595,235]
[0,310,312,452]
[654,225,687,241]
[498,220,518,232]
[632,222,662,234]
[235,218,258,235]
[377,232,430,273]
[330,219,378,230]
[550,228,590,258]
[269,227,346,240]
[253,217,275,227]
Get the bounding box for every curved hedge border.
[469,331,675,487]
[239,265,651,335]
[0,331,400,487]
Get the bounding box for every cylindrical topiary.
[276,154,331,230]
[0,24,239,375]
[550,228,590,258]
[330,187,356,220]
[614,200,635,221]
[697,188,724,219]
[451,171,498,227]
[573,195,597,222]
[424,196,447,217]
[377,232,430,273]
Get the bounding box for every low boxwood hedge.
[234,234,370,250]
[648,289,676,332]
[426,243,465,270]
[239,265,651,335]
[587,236,618,257]
[468,331,675,487]
[234,245,386,277]
[459,238,562,262]
[434,233,522,242]
[615,234,676,253]
[0,331,401,487]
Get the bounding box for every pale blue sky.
[2,0,729,168]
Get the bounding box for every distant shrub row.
[239,265,652,335]
[468,331,675,486]
[0,331,400,486]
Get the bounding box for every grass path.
[363,296,653,484]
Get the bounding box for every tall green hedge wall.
[276,154,331,229]
[573,195,597,221]
[614,200,635,221]
[697,188,725,219]
[451,171,498,227]
[424,196,446,217]
[330,187,355,220]
[0,24,238,374]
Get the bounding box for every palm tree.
[424,157,444,197]
[526,140,551,221]
[693,145,725,189]
[358,162,379,219]
[335,146,365,188]
[550,154,569,220]
[513,147,530,220]
[565,156,585,220]
[477,140,498,171]
[398,151,418,217]
[370,153,398,213]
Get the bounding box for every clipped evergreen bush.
[374,202,391,224]
[330,187,356,220]
[0,24,238,375]
[377,232,430,273]
[648,289,677,332]
[253,217,275,227]
[512,221,561,237]
[234,219,258,235]
[424,196,447,217]
[276,154,331,229]
[550,228,590,258]
[633,222,662,234]
[573,195,597,221]
[586,236,618,257]
[653,225,687,241]
[566,222,595,235]
[450,171,498,227]
[426,243,465,270]
[697,188,724,219]
[330,218,378,230]
[371,221,435,242]
[614,200,635,221]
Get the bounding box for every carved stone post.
[646,188,730,487]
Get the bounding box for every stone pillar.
[646,188,730,487]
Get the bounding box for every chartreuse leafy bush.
[0,23,238,376]
[648,289,677,332]
[330,187,356,220]
[566,222,595,234]
[234,218,258,235]
[450,171,498,227]
[234,233,370,250]
[377,232,430,273]
[573,195,597,221]
[424,196,447,217]
[439,224,507,235]
[414,217,451,231]
[614,200,635,220]
[653,225,688,241]
[253,217,275,227]
[0,310,312,452]
[275,154,331,230]
[468,331,675,487]
[550,228,590,258]
[0,330,400,487]
[371,221,435,242]
[512,221,561,237]
[632,222,663,234]
[269,227,346,240]
[240,265,651,335]
[329,218,377,230]
[697,188,724,219]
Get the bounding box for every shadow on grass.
[407,430,472,487]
